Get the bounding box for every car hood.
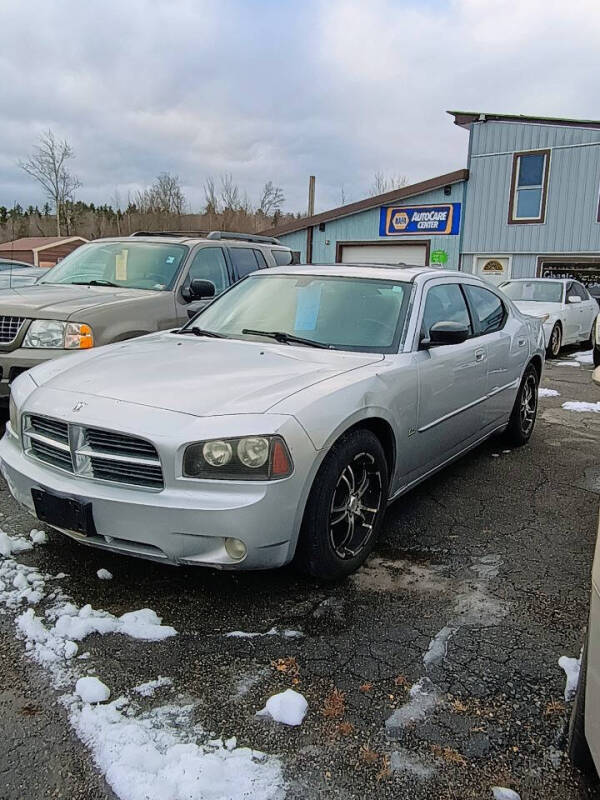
[512,301,562,318]
[0,284,156,319]
[32,333,384,416]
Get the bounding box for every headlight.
[184,435,293,480]
[9,394,18,436]
[23,320,93,349]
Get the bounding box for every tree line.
[1,130,406,243]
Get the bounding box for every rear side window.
[253,249,268,268]
[463,285,506,334]
[421,283,472,338]
[271,249,293,266]
[230,247,260,278]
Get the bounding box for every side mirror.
[568,295,582,304]
[188,279,215,300]
[422,320,470,348]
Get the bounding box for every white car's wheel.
[546,323,562,358]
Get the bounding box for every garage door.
[339,242,428,266]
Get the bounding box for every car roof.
[259,263,464,282]
[504,277,570,283]
[0,259,34,268]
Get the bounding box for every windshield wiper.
[176,326,225,338]
[71,279,119,287]
[242,328,331,349]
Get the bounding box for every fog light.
[224,537,247,561]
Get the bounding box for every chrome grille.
[0,316,26,344]
[22,415,163,490]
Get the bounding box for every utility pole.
[307,175,315,217]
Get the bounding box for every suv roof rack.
[129,231,209,238]
[206,231,281,245]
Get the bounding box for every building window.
[508,149,550,224]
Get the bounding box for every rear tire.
[504,364,538,447]
[546,323,562,359]
[568,630,597,777]
[594,346,600,368]
[294,428,389,580]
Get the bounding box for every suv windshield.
[39,241,188,291]
[500,280,563,303]
[185,273,411,352]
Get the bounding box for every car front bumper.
[0,405,319,570]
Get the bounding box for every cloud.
[1,0,599,214]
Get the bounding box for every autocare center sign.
[379,203,461,236]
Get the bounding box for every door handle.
[475,348,486,362]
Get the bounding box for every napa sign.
[379,203,461,236]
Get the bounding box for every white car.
[500,279,597,358]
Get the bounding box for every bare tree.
[19,130,81,236]
[220,174,241,211]
[258,181,285,215]
[339,185,347,206]
[368,171,408,197]
[203,176,219,214]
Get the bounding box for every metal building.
[269,111,600,289]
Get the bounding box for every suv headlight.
[183,435,293,480]
[23,321,93,349]
[9,394,19,437]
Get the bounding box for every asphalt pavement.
[1,351,600,800]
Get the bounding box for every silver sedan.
[0,265,545,579]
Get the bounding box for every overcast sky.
[1,0,599,215]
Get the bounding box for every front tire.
[294,429,389,580]
[504,364,538,447]
[546,323,562,358]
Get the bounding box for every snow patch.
[257,689,308,726]
[385,677,438,735]
[562,401,600,413]
[571,350,594,365]
[389,747,435,778]
[133,677,173,698]
[491,788,521,800]
[51,604,177,642]
[97,568,113,581]
[559,655,581,701]
[70,698,284,800]
[30,529,47,545]
[539,388,560,397]
[554,361,580,367]
[225,627,302,639]
[76,676,110,704]
[423,626,457,668]
[0,529,33,557]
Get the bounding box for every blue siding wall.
[278,182,466,267]
[462,120,600,263]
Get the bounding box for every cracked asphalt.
[1,352,600,799]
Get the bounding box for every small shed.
[0,236,88,267]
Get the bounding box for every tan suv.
[0,231,293,398]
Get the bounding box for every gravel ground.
[1,352,600,799]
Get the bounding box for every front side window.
[39,241,188,291]
[187,274,411,352]
[509,150,550,223]
[421,283,472,339]
[187,247,228,294]
[500,280,563,303]
[464,285,506,334]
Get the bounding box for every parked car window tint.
[571,282,589,300]
[421,283,472,338]
[187,247,228,294]
[192,274,411,353]
[253,249,268,268]
[230,247,260,278]
[464,285,506,334]
[39,242,188,291]
[501,280,563,303]
[271,249,293,266]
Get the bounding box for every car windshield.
[500,280,563,303]
[185,273,411,352]
[39,241,188,291]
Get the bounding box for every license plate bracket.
[31,488,96,537]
